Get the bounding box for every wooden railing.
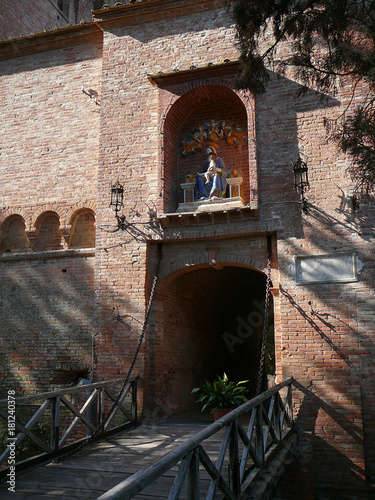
[97,377,294,500]
[0,376,138,476]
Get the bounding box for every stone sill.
[177,196,245,214]
[158,202,258,228]
[0,248,95,262]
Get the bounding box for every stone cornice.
[93,0,226,29]
[148,61,239,87]
[0,0,226,61]
[0,23,102,61]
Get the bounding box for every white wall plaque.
[295,253,357,284]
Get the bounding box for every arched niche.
[69,209,96,249]
[161,83,255,213]
[33,212,63,252]
[0,215,31,253]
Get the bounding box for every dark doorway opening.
[146,265,274,417]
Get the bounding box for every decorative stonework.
[295,253,358,283]
[178,176,244,212]
[226,176,243,198]
[181,119,247,156]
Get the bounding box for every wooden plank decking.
[0,416,226,499]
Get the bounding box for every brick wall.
[0,252,95,395]
[256,70,375,495]
[0,31,101,393]
[0,0,374,496]
[94,2,375,493]
[0,40,101,208]
[93,1,240,383]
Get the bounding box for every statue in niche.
[180,119,246,204]
[195,143,229,200]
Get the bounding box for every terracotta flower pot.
[213,408,232,421]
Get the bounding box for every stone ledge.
[177,196,246,214]
[0,248,95,262]
[158,204,260,230]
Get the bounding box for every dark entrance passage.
[147,265,273,417]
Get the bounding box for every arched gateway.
[141,69,270,418]
[143,262,274,417]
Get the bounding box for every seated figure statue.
[195,144,229,200]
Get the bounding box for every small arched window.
[69,210,95,249]
[0,215,31,253]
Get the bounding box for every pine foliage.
[227,0,375,195]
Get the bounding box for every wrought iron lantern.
[108,180,162,239]
[292,156,310,212]
[110,180,124,217]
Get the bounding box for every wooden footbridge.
[0,377,297,499]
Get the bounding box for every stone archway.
[144,264,273,417]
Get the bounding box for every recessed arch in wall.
[68,209,96,249]
[160,81,257,213]
[32,204,67,229]
[0,214,31,253]
[0,208,32,230]
[33,211,63,252]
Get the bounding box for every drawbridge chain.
[113,253,161,400]
[256,252,272,396]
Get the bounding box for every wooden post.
[50,396,60,451]
[273,393,281,442]
[98,388,105,433]
[255,404,264,466]
[186,447,199,500]
[287,384,293,424]
[229,420,240,495]
[131,379,137,424]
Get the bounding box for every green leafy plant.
[192,373,248,413]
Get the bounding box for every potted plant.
[191,373,248,421]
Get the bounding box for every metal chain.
[57,249,162,462]
[115,266,160,398]
[256,256,272,396]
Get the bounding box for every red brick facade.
[0,0,374,497]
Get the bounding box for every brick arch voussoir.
[66,201,96,226]
[160,79,250,138]
[159,255,208,282]
[0,208,32,231]
[32,205,67,229]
